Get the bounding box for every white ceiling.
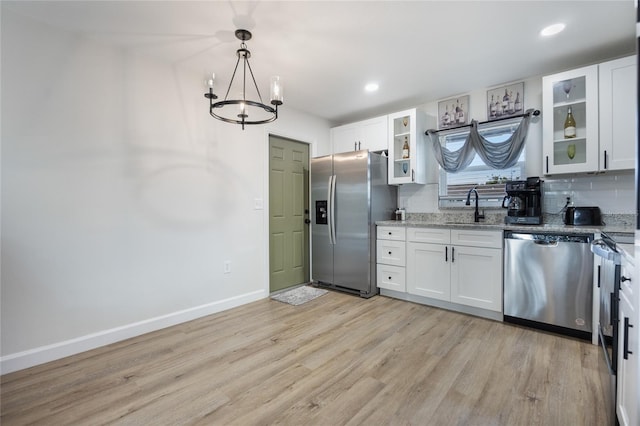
[5,1,636,125]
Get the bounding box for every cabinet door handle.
[620,276,631,292]
[445,246,448,262]
[388,231,392,235]
[411,169,415,182]
[451,246,455,263]
[388,251,392,255]
[358,141,361,150]
[546,156,549,174]
[354,142,357,151]
[624,317,634,359]
[597,265,601,288]
[388,276,392,280]
[604,150,608,169]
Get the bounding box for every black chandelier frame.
[204,29,282,130]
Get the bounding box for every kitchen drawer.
[376,240,406,266]
[376,264,406,292]
[407,227,450,244]
[451,229,502,249]
[377,226,406,241]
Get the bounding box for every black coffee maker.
[502,177,543,225]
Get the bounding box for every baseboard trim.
[379,289,503,322]
[1,289,266,375]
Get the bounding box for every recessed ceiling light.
[540,23,566,37]
[365,83,379,92]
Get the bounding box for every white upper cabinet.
[542,64,599,174]
[599,55,637,171]
[330,115,388,154]
[387,108,427,185]
[542,55,636,175]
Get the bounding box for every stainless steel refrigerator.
[311,150,397,298]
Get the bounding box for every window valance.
[425,108,537,173]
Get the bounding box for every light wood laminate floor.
[1,291,609,425]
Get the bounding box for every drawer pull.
[388,232,392,235]
[388,251,392,255]
[388,276,392,280]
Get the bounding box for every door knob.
[304,219,311,224]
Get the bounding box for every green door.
[269,136,310,293]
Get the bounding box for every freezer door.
[311,155,334,284]
[333,151,371,292]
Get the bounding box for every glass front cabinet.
[542,64,599,174]
[388,108,427,185]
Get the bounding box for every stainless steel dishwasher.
[503,231,594,339]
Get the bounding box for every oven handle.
[610,293,617,328]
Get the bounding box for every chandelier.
[204,29,283,130]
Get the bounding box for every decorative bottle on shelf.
[564,106,576,138]
[402,136,410,159]
[489,95,496,118]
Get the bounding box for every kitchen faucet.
[466,187,485,223]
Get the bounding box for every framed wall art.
[487,82,524,121]
[437,95,469,129]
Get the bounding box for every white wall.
[0,9,330,373]
[399,75,636,215]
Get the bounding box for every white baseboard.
[1,289,266,375]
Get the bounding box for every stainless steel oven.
[591,233,623,426]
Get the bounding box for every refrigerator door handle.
[327,175,334,244]
[330,174,337,244]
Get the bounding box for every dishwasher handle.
[533,239,559,247]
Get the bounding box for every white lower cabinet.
[376,226,406,292]
[406,228,503,313]
[406,241,450,300]
[617,251,637,426]
[376,263,406,292]
[449,244,502,311]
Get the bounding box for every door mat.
[271,285,328,306]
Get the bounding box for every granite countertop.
[377,212,636,237]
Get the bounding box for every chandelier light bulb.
[205,73,215,88]
[270,76,283,104]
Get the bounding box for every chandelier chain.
[224,55,242,101]
[245,58,264,105]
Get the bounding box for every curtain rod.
[425,109,540,135]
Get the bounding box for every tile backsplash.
[542,170,635,215]
[398,170,636,215]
